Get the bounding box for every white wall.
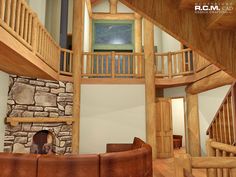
[198,85,231,155]
[161,31,181,52]
[45,0,61,43]
[28,0,46,25]
[0,71,9,151]
[84,2,90,52]
[172,98,185,147]
[164,86,186,98]
[80,85,146,154]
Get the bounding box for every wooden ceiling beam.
[119,0,236,78]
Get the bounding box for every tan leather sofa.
[0,137,152,177]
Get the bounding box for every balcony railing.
[155,48,195,78]
[0,0,60,72]
[81,52,145,78]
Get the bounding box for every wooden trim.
[85,0,92,17]
[6,117,75,126]
[92,13,135,20]
[81,78,145,84]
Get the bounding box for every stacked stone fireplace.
[4,75,74,155]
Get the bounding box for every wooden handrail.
[175,153,236,177]
[206,83,236,145]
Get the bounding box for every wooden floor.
[153,148,206,177]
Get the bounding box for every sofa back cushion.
[0,153,38,177]
[132,137,145,149]
[100,146,152,177]
[38,154,99,177]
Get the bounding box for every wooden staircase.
[207,82,236,146]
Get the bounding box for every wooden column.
[206,139,217,177]
[144,18,157,159]
[72,0,84,154]
[186,93,201,157]
[134,13,142,52]
[109,0,118,14]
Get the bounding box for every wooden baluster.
[181,51,185,73]
[31,14,37,53]
[15,0,21,33]
[111,52,115,78]
[123,55,126,75]
[101,55,104,75]
[227,97,232,144]
[20,4,25,37]
[216,119,219,142]
[128,54,131,75]
[219,111,223,143]
[161,55,164,75]
[0,0,5,20]
[223,151,229,177]
[117,55,120,74]
[70,52,73,73]
[39,27,43,54]
[216,149,223,177]
[5,0,11,25]
[223,104,228,144]
[133,54,136,77]
[106,55,108,74]
[81,53,84,74]
[168,52,172,78]
[63,51,66,72]
[212,122,216,140]
[173,54,177,74]
[174,154,192,177]
[23,9,29,41]
[27,14,32,44]
[91,54,94,75]
[86,54,90,74]
[10,0,16,28]
[96,55,99,75]
[188,50,191,72]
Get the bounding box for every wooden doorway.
[156,98,173,158]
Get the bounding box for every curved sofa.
[0,137,152,177]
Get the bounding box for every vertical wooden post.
[109,0,118,14]
[186,93,201,157]
[144,18,157,159]
[206,139,217,177]
[31,13,38,53]
[72,0,84,154]
[168,52,172,78]
[174,154,192,177]
[134,13,142,76]
[111,51,115,78]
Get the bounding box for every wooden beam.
[186,93,201,157]
[6,117,75,126]
[92,13,135,20]
[144,18,157,159]
[72,0,84,154]
[186,71,234,94]
[109,0,118,14]
[119,0,236,78]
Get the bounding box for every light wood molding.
[85,0,93,17]
[119,0,236,78]
[144,18,157,159]
[92,13,135,20]
[109,0,118,14]
[186,93,201,157]
[81,78,145,84]
[72,0,84,154]
[6,117,75,126]
[186,71,235,94]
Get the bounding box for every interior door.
[156,98,173,158]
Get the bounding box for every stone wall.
[4,75,74,154]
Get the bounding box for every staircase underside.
[0,27,58,80]
[120,0,236,78]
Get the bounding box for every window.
[93,20,134,51]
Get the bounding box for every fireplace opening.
[30,130,54,154]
